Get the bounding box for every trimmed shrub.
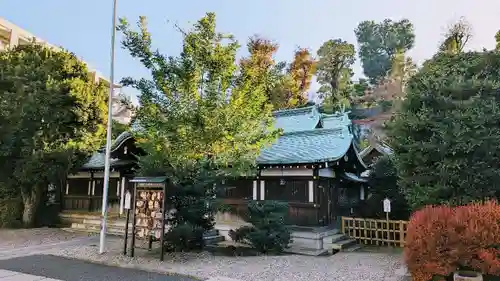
[163,223,205,252]
[404,201,500,281]
[229,200,291,254]
[0,198,23,228]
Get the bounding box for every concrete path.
[0,255,198,281]
[0,269,61,280]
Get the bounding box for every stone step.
[284,246,330,256]
[205,229,219,237]
[82,218,128,227]
[70,223,132,235]
[68,222,223,245]
[60,213,121,221]
[62,227,128,237]
[343,244,362,252]
[323,233,347,244]
[204,235,225,245]
[331,238,357,250]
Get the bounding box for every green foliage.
[111,120,130,139]
[162,161,222,251]
[117,13,280,250]
[229,201,291,254]
[118,13,279,176]
[355,19,415,83]
[362,156,410,220]
[388,50,500,210]
[315,39,356,108]
[353,78,370,97]
[495,30,500,51]
[164,223,206,252]
[0,198,23,228]
[389,49,417,90]
[268,48,316,110]
[0,44,108,226]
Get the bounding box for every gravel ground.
[48,236,404,281]
[0,228,88,250]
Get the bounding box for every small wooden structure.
[61,106,371,230]
[125,176,169,261]
[62,132,143,215]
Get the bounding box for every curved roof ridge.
[282,127,344,137]
[97,131,133,153]
[273,105,318,117]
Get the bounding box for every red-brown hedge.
[404,200,500,281]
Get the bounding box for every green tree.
[438,17,472,55]
[363,155,410,220]
[495,30,500,51]
[353,78,370,97]
[390,49,417,90]
[388,51,500,210]
[0,44,108,226]
[315,39,356,109]
[117,13,279,248]
[355,19,415,84]
[111,120,130,139]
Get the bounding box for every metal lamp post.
[99,0,118,254]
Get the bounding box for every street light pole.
[99,0,118,254]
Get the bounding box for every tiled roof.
[321,112,351,129]
[256,128,353,165]
[80,107,358,168]
[273,106,320,133]
[81,153,134,170]
[82,131,135,170]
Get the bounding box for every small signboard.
[383,198,391,213]
[124,191,132,210]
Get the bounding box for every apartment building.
[0,17,133,124]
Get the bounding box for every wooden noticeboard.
[125,176,168,261]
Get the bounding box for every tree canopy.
[315,38,355,109]
[495,30,500,51]
[0,44,109,226]
[388,50,500,209]
[117,12,282,249]
[245,37,316,110]
[355,19,415,84]
[118,14,279,177]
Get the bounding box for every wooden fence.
[341,216,409,247]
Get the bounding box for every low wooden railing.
[62,195,120,212]
[341,216,409,247]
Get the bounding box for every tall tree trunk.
[21,186,42,227]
